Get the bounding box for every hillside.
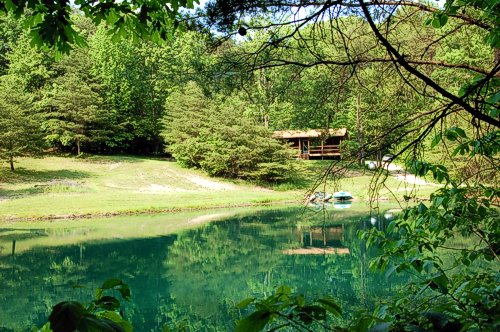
[0,156,296,220]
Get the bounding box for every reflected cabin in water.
[273,128,348,159]
[283,225,350,255]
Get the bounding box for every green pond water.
[0,205,407,331]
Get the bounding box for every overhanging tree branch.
[358,0,500,128]
[244,57,497,77]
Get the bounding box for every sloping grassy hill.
[0,156,296,220]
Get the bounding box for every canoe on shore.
[308,192,333,202]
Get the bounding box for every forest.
[0,0,499,331]
[1,0,495,179]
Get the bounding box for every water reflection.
[0,206,405,331]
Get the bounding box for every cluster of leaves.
[361,126,500,331]
[363,189,500,330]
[40,279,132,332]
[163,82,294,182]
[439,0,500,47]
[236,285,342,332]
[0,0,200,53]
[235,285,403,332]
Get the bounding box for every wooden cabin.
[273,128,347,159]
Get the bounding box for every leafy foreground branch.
[39,279,132,332]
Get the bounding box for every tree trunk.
[356,94,365,166]
[9,157,14,171]
[377,150,382,167]
[77,139,81,155]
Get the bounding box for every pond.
[0,205,407,331]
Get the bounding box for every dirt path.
[385,162,429,185]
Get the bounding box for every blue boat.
[333,191,353,200]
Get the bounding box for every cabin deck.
[273,128,347,160]
[294,144,341,159]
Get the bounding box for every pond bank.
[0,156,436,222]
[0,199,299,222]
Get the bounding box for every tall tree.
[44,47,106,155]
[0,75,44,170]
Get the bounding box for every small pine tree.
[0,75,44,170]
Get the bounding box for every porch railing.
[308,144,340,155]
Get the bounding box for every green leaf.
[423,261,434,273]
[236,310,272,332]
[429,273,449,294]
[317,297,342,316]
[101,279,123,290]
[431,18,441,28]
[295,294,305,307]
[298,305,326,324]
[275,285,292,295]
[95,296,120,311]
[236,298,255,309]
[489,108,499,118]
[486,91,500,104]
[445,130,458,141]
[453,127,466,138]
[37,322,53,332]
[98,312,133,332]
[431,133,442,148]
[355,315,376,332]
[4,0,18,12]
[417,202,428,213]
[384,264,398,279]
[386,220,396,234]
[117,284,131,300]
[48,301,85,332]
[106,9,122,25]
[439,14,448,27]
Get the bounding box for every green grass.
[0,155,437,220]
[0,156,299,220]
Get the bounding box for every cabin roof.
[273,128,347,139]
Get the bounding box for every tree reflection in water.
[0,206,407,331]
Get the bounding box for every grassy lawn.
[0,156,297,220]
[0,155,437,220]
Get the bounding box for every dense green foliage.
[163,82,294,181]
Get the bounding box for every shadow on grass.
[0,168,91,199]
[265,165,318,191]
[0,168,90,185]
[78,154,149,164]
